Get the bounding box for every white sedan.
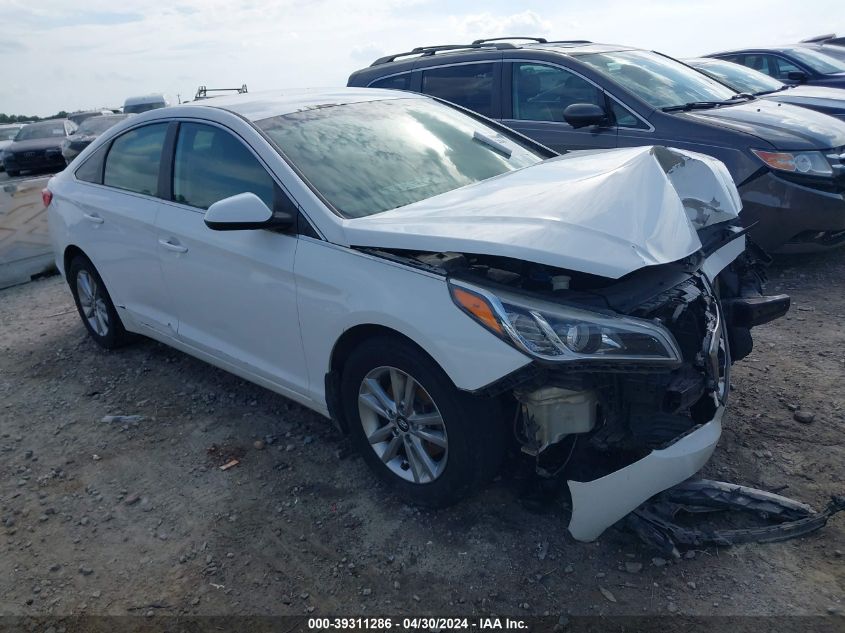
[46,88,787,541]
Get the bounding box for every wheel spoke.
[95,308,108,336]
[359,392,389,420]
[381,436,402,464]
[363,378,396,416]
[367,423,395,445]
[389,369,405,410]
[78,273,94,304]
[401,375,416,415]
[402,437,422,483]
[410,427,447,449]
[407,436,437,481]
[408,411,443,427]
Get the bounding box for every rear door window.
[172,122,274,210]
[421,63,495,116]
[103,123,168,196]
[742,54,774,76]
[512,63,604,123]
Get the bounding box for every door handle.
[83,213,104,224]
[158,238,188,254]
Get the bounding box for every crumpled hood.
[7,137,65,153]
[343,145,741,280]
[681,99,845,150]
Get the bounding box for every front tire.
[341,335,507,507]
[68,256,133,349]
[7,169,19,177]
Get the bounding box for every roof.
[364,39,637,68]
[527,42,636,56]
[707,45,812,56]
[124,94,167,105]
[179,87,425,121]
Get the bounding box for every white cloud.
[451,10,553,39]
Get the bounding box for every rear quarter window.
[369,73,411,91]
[75,144,109,184]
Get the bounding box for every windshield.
[257,98,545,218]
[0,128,20,141]
[77,115,128,136]
[576,50,737,109]
[784,47,845,74]
[691,59,784,94]
[15,122,66,141]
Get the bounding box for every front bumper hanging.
[625,479,845,557]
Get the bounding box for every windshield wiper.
[472,131,512,158]
[662,95,752,112]
[755,85,792,96]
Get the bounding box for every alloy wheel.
[76,269,110,337]
[357,366,448,484]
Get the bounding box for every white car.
[46,89,788,541]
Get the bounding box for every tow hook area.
[625,479,845,557]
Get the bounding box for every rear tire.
[7,170,19,177]
[68,256,133,349]
[341,335,507,507]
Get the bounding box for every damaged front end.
[358,146,794,542]
[443,231,789,541]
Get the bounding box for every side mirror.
[563,103,608,129]
[204,192,294,231]
[787,70,808,82]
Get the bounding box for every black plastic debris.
[626,479,845,557]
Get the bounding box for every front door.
[155,121,308,396]
[502,62,618,152]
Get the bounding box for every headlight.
[751,149,833,177]
[449,280,682,365]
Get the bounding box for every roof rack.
[371,42,517,66]
[471,36,547,45]
[545,39,594,45]
[194,84,248,100]
[800,33,836,43]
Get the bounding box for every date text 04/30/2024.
[307,618,528,630]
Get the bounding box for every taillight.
[42,189,53,207]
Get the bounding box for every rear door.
[154,120,308,396]
[70,122,175,335]
[416,59,503,119]
[501,61,618,151]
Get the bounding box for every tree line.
[0,111,69,124]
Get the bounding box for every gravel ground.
[0,251,843,618]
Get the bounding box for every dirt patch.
[0,252,843,617]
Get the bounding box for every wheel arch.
[63,244,89,278]
[325,324,445,433]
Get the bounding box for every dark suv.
[349,38,845,253]
[706,46,845,88]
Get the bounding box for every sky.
[2,0,843,116]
